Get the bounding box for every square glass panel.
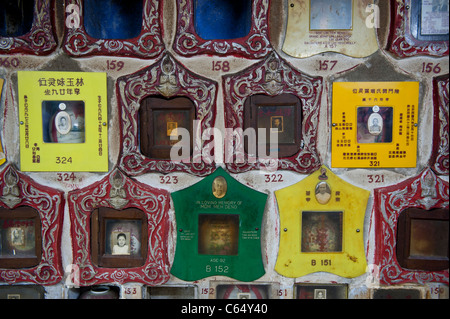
[356,106,393,143]
[42,101,85,143]
[410,219,448,258]
[257,105,295,144]
[83,0,143,39]
[153,110,191,147]
[0,0,34,37]
[420,0,449,36]
[194,0,252,40]
[104,219,143,257]
[310,0,353,30]
[301,211,343,252]
[198,214,239,255]
[0,219,36,258]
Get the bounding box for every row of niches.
[1,282,447,299]
[0,0,448,58]
[0,164,448,293]
[9,54,449,176]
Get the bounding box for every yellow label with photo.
[18,71,108,172]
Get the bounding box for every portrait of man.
[368,114,382,136]
[314,289,327,299]
[10,227,24,246]
[167,121,178,137]
[212,176,227,199]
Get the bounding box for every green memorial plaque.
[171,167,267,281]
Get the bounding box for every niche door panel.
[0,165,64,285]
[0,0,56,55]
[63,0,164,58]
[117,53,217,176]
[173,0,271,58]
[68,168,171,286]
[372,168,449,285]
[223,52,322,173]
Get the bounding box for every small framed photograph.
[0,207,42,269]
[314,289,327,299]
[42,101,85,144]
[296,284,348,299]
[91,208,148,268]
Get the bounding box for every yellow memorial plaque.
[0,78,5,166]
[275,166,369,278]
[331,81,419,168]
[282,0,378,58]
[18,71,108,172]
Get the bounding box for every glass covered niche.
[0,0,34,37]
[194,0,252,40]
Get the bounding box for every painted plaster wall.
[0,0,448,299]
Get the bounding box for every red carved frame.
[62,0,164,59]
[117,52,217,176]
[0,165,64,285]
[173,0,272,58]
[386,0,449,58]
[372,168,449,285]
[430,75,449,175]
[223,52,322,173]
[0,0,57,55]
[68,167,171,286]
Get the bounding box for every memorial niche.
[396,207,448,271]
[0,206,41,269]
[139,96,195,160]
[295,284,348,299]
[194,0,252,40]
[275,166,369,278]
[0,0,34,37]
[91,207,148,268]
[83,0,143,40]
[170,167,267,282]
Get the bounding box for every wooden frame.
[396,207,448,271]
[68,167,171,286]
[223,52,322,173]
[0,206,42,269]
[91,207,148,268]
[139,96,195,160]
[244,94,302,158]
[63,0,164,58]
[0,0,56,55]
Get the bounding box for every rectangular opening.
[139,96,195,160]
[194,0,252,40]
[147,286,197,299]
[356,106,393,144]
[91,207,148,268]
[216,284,270,299]
[244,94,302,158]
[42,101,85,144]
[0,206,42,269]
[301,211,343,253]
[83,0,143,39]
[198,214,239,256]
[309,0,353,30]
[410,0,449,41]
[296,284,348,299]
[0,0,34,37]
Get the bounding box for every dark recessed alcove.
[0,0,34,37]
